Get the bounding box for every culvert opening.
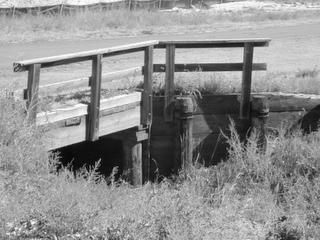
[54,137,124,180]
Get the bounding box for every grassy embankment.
[1,89,320,239]
[1,5,320,43]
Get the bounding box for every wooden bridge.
[13,38,270,184]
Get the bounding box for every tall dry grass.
[1,95,320,239]
[1,7,320,43]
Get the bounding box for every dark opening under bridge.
[13,38,271,184]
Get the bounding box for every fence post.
[26,63,41,123]
[175,97,194,174]
[164,44,175,122]
[142,46,153,126]
[87,54,102,141]
[251,95,269,152]
[240,42,254,120]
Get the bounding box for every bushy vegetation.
[1,95,320,239]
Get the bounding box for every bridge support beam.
[122,127,149,185]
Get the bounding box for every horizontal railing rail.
[13,40,158,72]
[156,39,270,48]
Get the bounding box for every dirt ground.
[0,19,320,90]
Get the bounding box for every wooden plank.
[87,54,102,141]
[99,106,141,136]
[156,39,271,49]
[13,40,159,72]
[26,63,41,123]
[141,46,153,125]
[153,63,267,72]
[36,92,141,125]
[240,42,254,120]
[45,106,141,150]
[253,92,320,112]
[164,44,175,122]
[36,103,88,126]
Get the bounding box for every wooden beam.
[240,43,254,120]
[26,64,41,123]
[175,97,194,174]
[164,44,175,122]
[87,54,102,141]
[156,39,271,49]
[153,63,266,72]
[141,46,154,125]
[13,40,159,72]
[251,95,269,152]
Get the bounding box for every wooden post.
[240,42,254,120]
[87,54,102,141]
[164,44,175,122]
[142,46,153,126]
[251,96,269,152]
[122,128,149,185]
[26,63,41,123]
[176,97,194,173]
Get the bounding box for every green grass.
[1,95,320,239]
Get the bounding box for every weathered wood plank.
[36,92,141,125]
[254,92,320,112]
[240,42,254,120]
[99,106,141,136]
[156,39,271,49]
[13,40,159,72]
[141,46,153,125]
[26,64,41,123]
[164,44,175,122]
[45,106,141,150]
[87,54,102,141]
[176,97,194,172]
[153,63,267,72]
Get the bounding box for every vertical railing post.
[164,44,175,122]
[87,54,102,141]
[141,45,154,183]
[240,42,254,120]
[26,63,41,123]
[142,46,154,126]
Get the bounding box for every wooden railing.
[14,40,157,141]
[13,38,270,141]
[155,39,271,121]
